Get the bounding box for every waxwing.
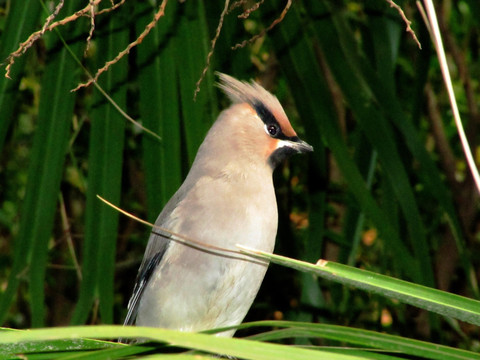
[124,73,313,337]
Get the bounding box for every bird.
[124,73,313,337]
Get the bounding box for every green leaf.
[311,0,434,286]
[136,0,182,220]
[0,325,378,360]
[0,0,42,150]
[72,3,128,325]
[242,321,480,360]
[0,328,119,359]
[0,1,84,328]
[176,0,217,165]
[265,1,419,280]
[238,248,480,327]
[320,1,478,297]
[2,323,478,360]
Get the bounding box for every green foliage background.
[0,0,479,356]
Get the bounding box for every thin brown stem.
[232,0,292,50]
[194,0,230,99]
[73,0,168,91]
[385,0,422,49]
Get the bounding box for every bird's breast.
[169,171,278,252]
[136,171,278,332]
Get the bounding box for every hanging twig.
[73,0,168,91]
[385,0,421,49]
[228,0,247,13]
[84,0,97,57]
[194,0,230,99]
[238,0,264,19]
[41,0,65,34]
[232,0,291,50]
[4,0,103,78]
[96,0,125,15]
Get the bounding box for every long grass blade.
[238,247,480,327]
[319,1,478,296]
[241,321,480,360]
[0,325,376,360]
[71,3,128,325]
[312,0,433,287]
[265,1,419,280]
[422,0,480,194]
[136,0,182,220]
[176,0,217,165]
[0,328,119,359]
[0,0,42,150]
[0,1,84,327]
[28,3,84,328]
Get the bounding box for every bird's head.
[213,73,313,170]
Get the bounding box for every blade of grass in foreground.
[0,328,119,359]
[238,246,480,327]
[235,321,479,360]
[0,326,370,360]
[2,322,478,360]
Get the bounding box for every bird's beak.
[289,138,314,153]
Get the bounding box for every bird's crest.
[216,73,297,137]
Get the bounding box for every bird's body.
[125,74,312,336]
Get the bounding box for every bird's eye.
[266,124,279,137]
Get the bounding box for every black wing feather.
[124,232,171,326]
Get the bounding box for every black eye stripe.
[253,102,278,126]
[253,102,284,139]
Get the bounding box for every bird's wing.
[123,230,171,326]
[124,188,188,326]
